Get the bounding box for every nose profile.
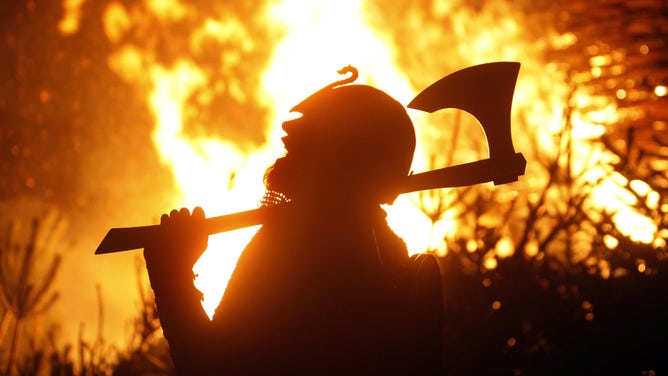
[281,110,305,131]
[281,116,313,146]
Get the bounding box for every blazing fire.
[1,1,667,374]
[106,0,432,316]
[98,0,664,319]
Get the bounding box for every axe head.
[408,62,525,185]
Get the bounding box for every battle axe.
[95,62,526,255]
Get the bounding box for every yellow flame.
[58,0,86,35]
[495,236,514,258]
[104,0,663,319]
[261,0,433,255]
[103,2,131,43]
[136,0,439,317]
[145,0,191,21]
[146,60,276,316]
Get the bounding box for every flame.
[260,0,433,254]
[102,0,663,316]
[58,0,86,35]
[112,0,435,318]
[146,60,275,316]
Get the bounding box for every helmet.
[288,73,415,204]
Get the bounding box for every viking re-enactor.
[144,69,443,375]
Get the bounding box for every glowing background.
[1,0,665,350]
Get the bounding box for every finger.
[179,207,190,217]
[160,213,169,225]
[192,206,205,219]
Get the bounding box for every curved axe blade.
[404,62,526,190]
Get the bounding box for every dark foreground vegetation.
[440,243,667,376]
[1,213,666,375]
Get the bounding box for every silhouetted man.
[144,71,442,375]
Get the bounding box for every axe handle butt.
[95,225,161,254]
[95,207,274,255]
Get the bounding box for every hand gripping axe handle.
[95,62,526,255]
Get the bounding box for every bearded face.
[263,116,316,200]
[263,113,344,203]
[263,155,299,200]
[263,83,415,206]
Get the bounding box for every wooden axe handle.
[95,207,268,254]
[95,152,525,254]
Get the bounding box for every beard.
[263,156,299,202]
[263,153,350,205]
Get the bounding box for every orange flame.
[138,0,437,317]
[102,0,662,317]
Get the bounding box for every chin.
[264,157,298,197]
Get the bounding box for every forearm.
[146,261,216,373]
[142,207,220,373]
